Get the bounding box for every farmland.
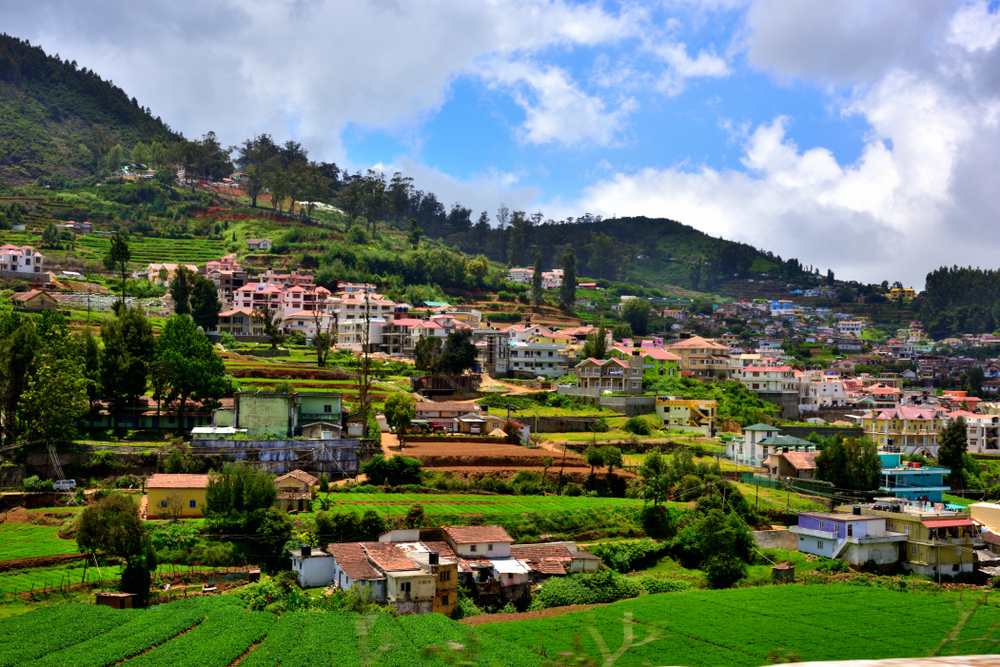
[0,595,543,667]
[480,584,1000,665]
[320,490,647,518]
[0,523,78,561]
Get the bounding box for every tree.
[407,218,423,249]
[41,222,61,249]
[581,320,609,360]
[170,265,193,315]
[311,293,337,367]
[586,446,605,476]
[560,247,577,308]
[531,251,543,306]
[508,211,527,266]
[190,274,221,330]
[436,329,478,375]
[20,334,90,447]
[639,450,670,506]
[622,298,652,336]
[108,233,131,305]
[252,307,285,349]
[414,335,443,372]
[77,494,156,604]
[613,323,633,342]
[361,454,423,486]
[601,446,623,477]
[363,170,387,236]
[205,463,279,522]
[389,172,414,225]
[106,144,124,173]
[155,314,227,430]
[131,141,150,169]
[816,437,882,491]
[157,266,168,285]
[0,314,39,446]
[163,492,186,522]
[939,417,969,480]
[100,306,154,431]
[383,393,416,449]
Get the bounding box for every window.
[487,544,493,551]
[508,573,514,580]
[441,594,449,606]
[911,546,917,555]
[470,545,477,553]
[439,570,451,581]
[819,521,825,530]
[817,541,823,549]
[189,499,196,508]
[160,500,167,508]
[324,404,332,413]
[400,582,411,593]
[904,526,909,534]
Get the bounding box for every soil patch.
[460,603,607,626]
[1,508,72,526]
[227,366,353,381]
[0,553,87,572]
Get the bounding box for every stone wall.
[190,438,375,476]
[599,395,656,416]
[0,270,48,283]
[780,425,864,440]
[757,391,800,420]
[522,415,602,433]
[0,466,24,489]
[753,529,799,551]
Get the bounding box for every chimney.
[853,506,861,515]
[429,551,439,565]
[301,544,312,557]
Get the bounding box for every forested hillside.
[0,34,180,185]
[920,266,1000,337]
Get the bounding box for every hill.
[0,34,180,186]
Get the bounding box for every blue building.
[878,452,950,503]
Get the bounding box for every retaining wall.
[780,425,864,440]
[598,395,656,417]
[0,270,48,283]
[753,529,798,551]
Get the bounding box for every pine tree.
[560,247,576,308]
[531,251,543,306]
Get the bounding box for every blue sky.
[6,0,1000,286]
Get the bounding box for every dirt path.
[479,373,536,395]
[460,603,607,626]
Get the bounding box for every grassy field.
[0,523,78,561]
[481,584,1000,665]
[731,481,828,513]
[0,595,542,667]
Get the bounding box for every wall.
[236,393,292,437]
[753,530,799,551]
[146,486,207,518]
[0,269,48,282]
[190,438,372,476]
[780,426,864,440]
[0,466,24,488]
[757,391,800,420]
[844,542,901,566]
[599,396,656,416]
[521,415,602,433]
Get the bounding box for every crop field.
[0,595,542,667]
[481,584,1000,665]
[74,235,226,266]
[0,524,77,562]
[320,490,647,518]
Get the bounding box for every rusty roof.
[361,542,421,571]
[443,525,513,544]
[326,543,383,581]
[274,469,318,486]
[145,474,211,489]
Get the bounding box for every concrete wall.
[758,391,800,420]
[844,542,901,566]
[236,393,292,437]
[780,426,864,440]
[0,466,24,488]
[190,438,373,476]
[0,269,48,283]
[599,395,656,416]
[753,529,798,551]
[521,415,602,433]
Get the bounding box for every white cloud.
[477,60,637,146]
[949,1,1000,52]
[648,42,730,95]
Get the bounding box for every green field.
[481,584,1000,665]
[320,490,647,518]
[0,524,78,562]
[0,596,542,667]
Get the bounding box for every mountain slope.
[0,34,180,186]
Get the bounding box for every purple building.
[790,511,906,566]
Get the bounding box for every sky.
[4,0,1000,287]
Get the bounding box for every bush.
[623,416,653,436]
[347,226,368,245]
[815,559,851,574]
[219,333,236,348]
[632,575,692,594]
[535,569,643,608]
[287,331,306,346]
[23,475,54,492]
[361,454,423,486]
[704,553,748,589]
[589,539,668,572]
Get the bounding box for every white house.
[789,512,906,566]
[509,341,566,378]
[0,245,44,275]
[247,238,273,251]
[289,546,336,588]
[442,525,512,558]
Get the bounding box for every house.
[145,263,198,285]
[654,396,717,436]
[326,542,386,597]
[509,542,601,576]
[57,221,93,234]
[214,308,258,337]
[573,356,645,394]
[274,469,317,512]
[509,340,567,378]
[0,244,44,274]
[442,525,513,559]
[850,499,981,575]
[608,346,680,377]
[765,447,820,478]
[289,546,337,588]
[878,453,950,503]
[665,336,733,379]
[862,406,942,456]
[11,289,59,310]
[145,474,210,518]
[300,421,342,440]
[789,512,906,567]
[506,267,533,284]
[888,287,917,301]
[247,238,273,251]
[726,423,782,465]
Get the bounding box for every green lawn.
[0,523,78,562]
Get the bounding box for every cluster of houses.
[290,525,598,615]
[506,267,563,290]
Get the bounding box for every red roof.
[443,525,513,544]
[146,474,211,489]
[360,542,420,571]
[275,469,318,486]
[923,519,975,528]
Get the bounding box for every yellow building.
[275,469,318,512]
[850,502,980,575]
[145,474,210,519]
[654,397,717,436]
[665,336,733,379]
[862,406,942,453]
[888,287,917,301]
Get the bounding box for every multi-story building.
[847,498,981,576]
[798,377,849,412]
[666,336,733,379]
[473,328,511,375]
[233,283,284,312]
[790,512,906,567]
[381,317,422,356]
[654,396,717,436]
[506,267,533,284]
[572,356,644,394]
[144,262,198,285]
[888,287,917,301]
[837,320,866,336]
[214,308,258,337]
[338,317,386,353]
[862,406,942,456]
[958,413,1000,455]
[256,268,313,287]
[608,346,679,377]
[509,341,567,378]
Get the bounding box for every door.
[298,499,304,512]
[847,524,853,537]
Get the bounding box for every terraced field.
[0,523,78,562]
[319,490,647,518]
[0,596,543,667]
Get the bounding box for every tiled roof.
[146,474,211,489]
[416,402,480,414]
[419,541,457,558]
[667,336,728,350]
[779,451,820,470]
[275,469,318,486]
[326,543,383,580]
[443,525,513,544]
[509,543,575,574]
[360,542,421,571]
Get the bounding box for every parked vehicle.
[53,479,76,492]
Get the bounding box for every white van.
[53,479,76,492]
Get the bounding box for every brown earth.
[1,508,73,526]
[460,603,607,626]
[0,553,87,572]
[226,366,353,381]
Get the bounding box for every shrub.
[623,416,653,436]
[815,559,851,574]
[704,553,748,589]
[219,333,236,348]
[535,570,643,608]
[632,575,692,594]
[347,226,368,245]
[361,454,423,486]
[589,539,669,572]
[287,331,306,346]
[23,475,54,492]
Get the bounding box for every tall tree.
[495,204,510,263]
[581,320,609,360]
[155,314,227,431]
[363,170,387,236]
[622,298,652,336]
[407,218,423,249]
[170,265,193,315]
[560,247,577,308]
[100,306,155,431]
[337,174,364,230]
[79,328,102,427]
[20,333,90,447]
[508,211,527,266]
[77,495,157,605]
[816,437,881,491]
[251,307,285,349]
[108,232,131,306]
[190,274,221,330]
[0,314,38,446]
[388,172,414,226]
[436,330,478,375]
[383,393,416,449]
[531,251,544,306]
[311,293,337,368]
[939,417,969,480]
